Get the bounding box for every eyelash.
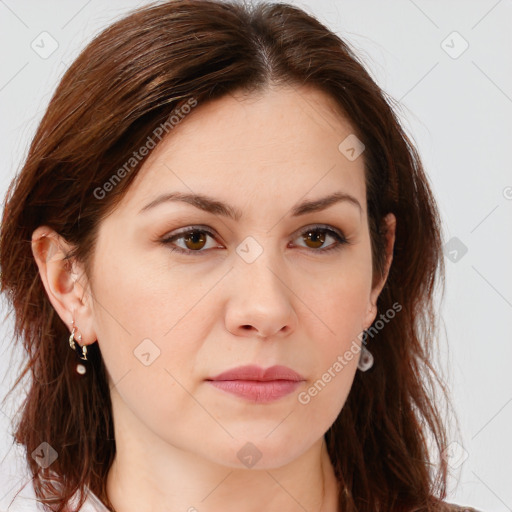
[159,224,349,256]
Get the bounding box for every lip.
[206,365,305,403]
[208,364,305,382]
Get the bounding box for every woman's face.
[72,85,394,468]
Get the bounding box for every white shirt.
[74,488,110,511]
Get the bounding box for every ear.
[363,213,396,329]
[31,226,97,345]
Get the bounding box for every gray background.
[1,0,511,510]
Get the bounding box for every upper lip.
[207,365,305,382]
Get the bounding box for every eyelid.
[165,224,217,239]
[290,223,345,241]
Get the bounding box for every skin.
[32,84,395,512]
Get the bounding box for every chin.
[201,436,314,471]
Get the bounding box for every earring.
[357,345,374,372]
[69,322,88,375]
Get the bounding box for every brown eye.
[292,226,347,253]
[161,227,221,255]
[301,229,326,249]
[183,231,208,251]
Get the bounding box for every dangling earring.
[357,331,374,372]
[69,321,88,375]
[357,345,374,372]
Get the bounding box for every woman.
[0,0,480,511]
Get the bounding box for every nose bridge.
[225,235,297,338]
[235,236,287,304]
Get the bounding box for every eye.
[290,224,348,253]
[160,226,221,255]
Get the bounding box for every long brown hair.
[0,1,452,510]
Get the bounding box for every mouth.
[206,364,305,403]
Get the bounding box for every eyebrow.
[139,191,362,220]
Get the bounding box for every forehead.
[116,84,367,216]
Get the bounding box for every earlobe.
[31,226,96,345]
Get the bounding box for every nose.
[224,251,297,340]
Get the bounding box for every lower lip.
[207,380,302,403]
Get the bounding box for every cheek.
[291,258,370,421]
[91,272,212,392]
[297,252,372,346]
[90,230,217,338]
[293,285,364,435]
